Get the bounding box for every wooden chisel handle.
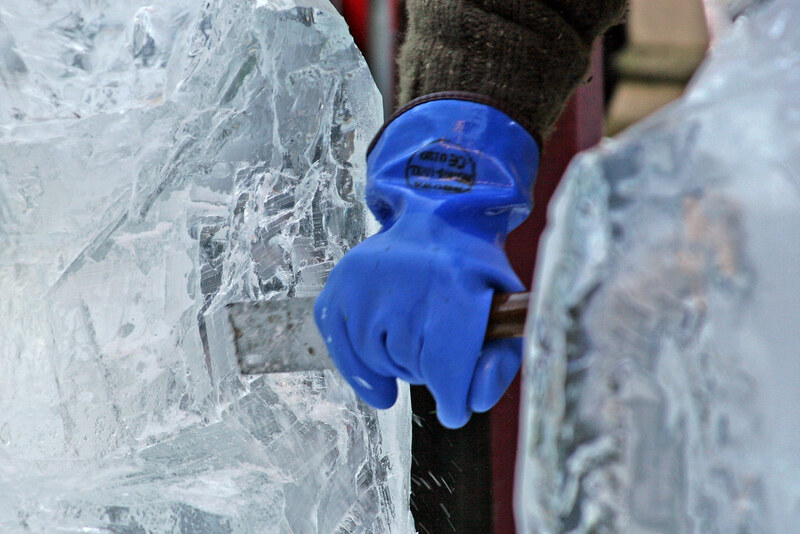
[486,291,530,341]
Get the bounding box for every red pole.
[340,0,370,54]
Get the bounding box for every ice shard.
[0,1,413,532]
[517,0,800,531]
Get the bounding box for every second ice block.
[518,0,800,531]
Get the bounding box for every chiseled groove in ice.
[48,202,130,294]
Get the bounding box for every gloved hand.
[314,95,539,428]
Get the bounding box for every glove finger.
[468,337,523,413]
[351,311,416,382]
[358,325,416,386]
[385,325,423,384]
[420,289,493,429]
[482,260,526,295]
[315,302,398,409]
[338,266,425,384]
[386,310,423,385]
[459,239,526,294]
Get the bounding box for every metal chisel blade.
[227,297,336,374]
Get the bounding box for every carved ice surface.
[518,0,800,532]
[0,1,413,532]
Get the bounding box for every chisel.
[226,291,530,374]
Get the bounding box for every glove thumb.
[468,337,523,413]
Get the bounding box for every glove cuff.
[366,94,540,233]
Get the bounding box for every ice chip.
[0,0,412,532]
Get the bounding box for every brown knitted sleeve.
[396,0,628,139]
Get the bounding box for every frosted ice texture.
[517,0,800,532]
[0,1,413,532]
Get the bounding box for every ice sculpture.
[517,0,800,531]
[0,1,413,532]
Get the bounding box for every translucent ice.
[517,0,800,531]
[0,1,412,532]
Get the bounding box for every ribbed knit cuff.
[396,0,627,139]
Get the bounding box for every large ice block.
[518,0,800,532]
[0,1,412,532]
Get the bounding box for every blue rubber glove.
[315,96,539,428]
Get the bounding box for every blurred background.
[331,1,709,532]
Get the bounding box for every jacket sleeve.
[396,0,628,139]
